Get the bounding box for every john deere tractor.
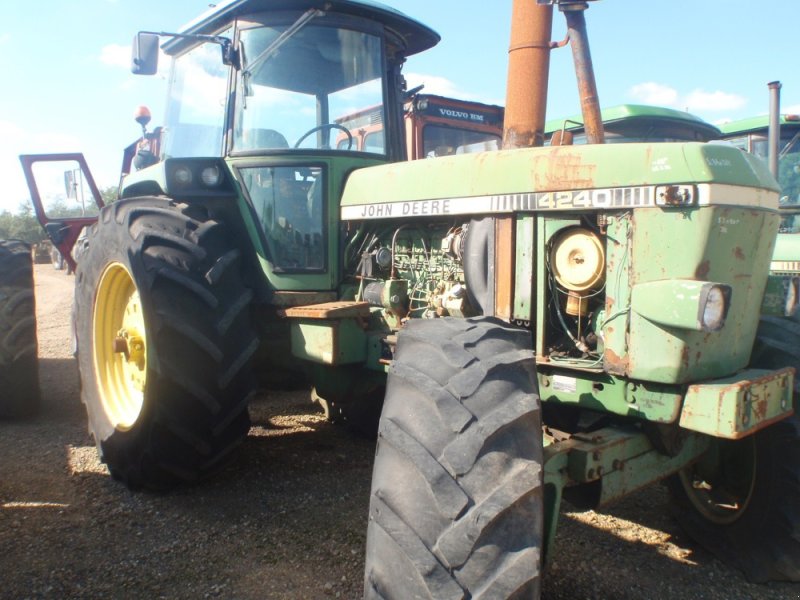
[20,0,800,596]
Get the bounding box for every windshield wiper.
[780,130,800,160]
[243,8,324,77]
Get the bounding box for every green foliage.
[101,185,119,205]
[0,210,45,243]
[0,185,114,244]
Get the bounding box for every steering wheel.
[294,123,353,150]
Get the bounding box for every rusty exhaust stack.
[563,2,604,144]
[768,80,781,178]
[502,0,554,149]
[502,0,604,149]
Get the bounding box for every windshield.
[234,21,385,154]
[776,130,800,208]
[162,32,232,158]
[562,123,715,145]
[728,127,800,210]
[421,125,501,157]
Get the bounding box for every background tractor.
[336,91,504,158]
[19,0,800,596]
[545,103,721,145]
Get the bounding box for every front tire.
[0,240,39,418]
[667,314,800,582]
[668,420,800,582]
[364,317,542,599]
[75,198,258,489]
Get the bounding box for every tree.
[101,186,118,205]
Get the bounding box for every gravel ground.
[0,264,797,599]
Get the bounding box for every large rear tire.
[75,198,258,489]
[0,240,40,418]
[364,317,542,599]
[667,314,800,582]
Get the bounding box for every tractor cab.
[124,0,438,292]
[22,0,439,284]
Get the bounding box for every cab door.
[19,153,105,273]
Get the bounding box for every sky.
[3,0,799,215]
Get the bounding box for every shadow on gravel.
[4,382,797,599]
[542,508,798,599]
[37,356,81,416]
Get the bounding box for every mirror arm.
[139,31,240,70]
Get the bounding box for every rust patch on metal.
[733,246,746,261]
[284,301,370,319]
[603,348,627,373]
[502,1,553,149]
[531,149,598,191]
[494,216,515,320]
[752,397,768,421]
[681,346,690,369]
[695,260,710,280]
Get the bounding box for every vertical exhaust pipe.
[563,3,604,144]
[502,1,604,149]
[502,0,554,149]
[768,80,781,179]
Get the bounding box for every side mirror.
[132,32,160,75]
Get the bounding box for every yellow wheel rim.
[93,262,147,430]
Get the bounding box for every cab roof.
[545,104,721,140]
[719,114,800,136]
[163,0,439,57]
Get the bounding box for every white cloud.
[628,82,747,115]
[2,121,85,214]
[684,89,747,112]
[783,103,800,115]
[99,43,131,68]
[629,82,679,106]
[405,72,499,104]
[99,43,169,77]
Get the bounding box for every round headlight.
[201,166,221,187]
[701,286,728,331]
[173,165,193,186]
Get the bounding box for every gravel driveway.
[0,265,796,599]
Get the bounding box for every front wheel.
[364,317,543,598]
[668,418,800,582]
[75,198,258,489]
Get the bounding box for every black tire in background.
[0,240,40,418]
[667,314,800,582]
[667,419,800,582]
[310,365,385,438]
[752,314,800,405]
[75,198,258,489]
[364,317,542,599]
